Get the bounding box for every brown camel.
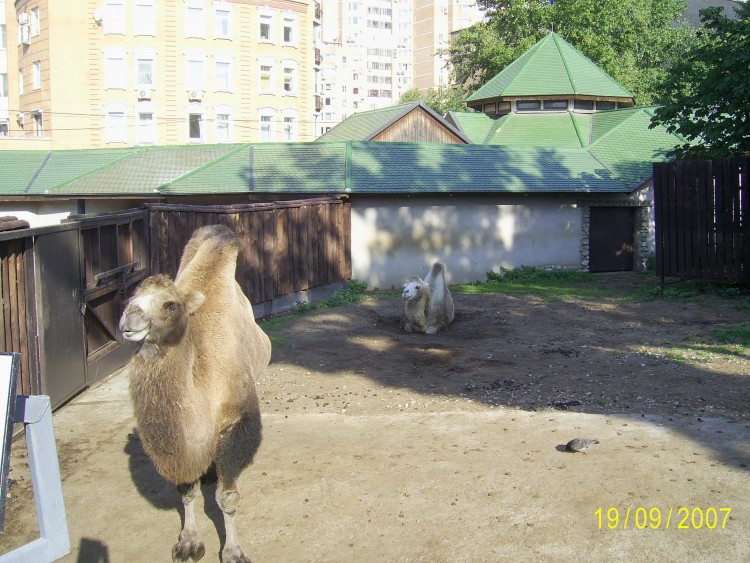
[120,225,271,562]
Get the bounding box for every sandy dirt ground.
[1,274,749,562]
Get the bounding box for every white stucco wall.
[351,194,584,289]
[0,199,149,228]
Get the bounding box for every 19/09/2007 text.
[595,507,732,530]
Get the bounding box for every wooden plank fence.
[0,196,352,409]
[654,157,749,284]
[147,197,352,305]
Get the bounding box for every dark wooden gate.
[654,157,749,284]
[76,209,150,384]
[589,207,636,272]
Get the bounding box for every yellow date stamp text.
[595,507,732,530]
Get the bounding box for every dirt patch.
[1,273,749,561]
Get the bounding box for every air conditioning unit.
[18,13,29,25]
[20,26,30,45]
[138,89,152,100]
[188,89,204,101]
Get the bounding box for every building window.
[259,109,275,141]
[137,111,157,143]
[104,48,127,89]
[186,55,206,90]
[283,16,296,45]
[259,13,273,42]
[188,112,204,141]
[516,100,541,111]
[105,102,128,143]
[103,0,126,35]
[1,23,6,49]
[596,101,616,110]
[216,115,229,142]
[32,111,43,137]
[282,110,298,141]
[135,1,157,36]
[215,59,232,91]
[30,7,40,37]
[186,1,205,38]
[0,73,7,97]
[574,99,595,111]
[543,100,568,111]
[0,120,8,136]
[282,62,297,94]
[215,5,232,38]
[137,58,155,87]
[32,61,41,90]
[259,59,274,92]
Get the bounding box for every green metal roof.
[467,33,634,102]
[348,141,627,193]
[316,100,469,143]
[484,112,585,148]
[445,112,500,144]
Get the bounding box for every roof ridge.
[560,35,634,98]
[568,112,588,148]
[589,107,643,146]
[46,148,146,194]
[160,144,252,191]
[483,115,507,144]
[24,152,52,193]
[502,34,549,94]
[552,33,577,93]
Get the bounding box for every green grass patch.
[713,324,750,347]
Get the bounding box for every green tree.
[650,6,750,157]
[447,0,694,104]
[397,86,473,114]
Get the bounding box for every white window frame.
[214,104,232,143]
[134,48,157,88]
[258,107,276,142]
[185,51,207,90]
[185,0,206,38]
[103,0,126,35]
[282,59,298,95]
[214,53,233,92]
[187,102,206,142]
[213,1,232,39]
[104,101,128,143]
[259,10,274,42]
[104,47,128,90]
[30,7,40,37]
[32,60,41,90]
[282,14,297,46]
[136,102,157,144]
[134,0,157,36]
[0,73,8,97]
[31,110,43,137]
[281,108,298,141]
[258,56,274,94]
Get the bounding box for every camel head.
[402,277,427,302]
[120,274,205,345]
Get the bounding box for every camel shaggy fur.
[120,225,271,563]
[402,261,454,334]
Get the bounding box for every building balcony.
[314,2,322,21]
[315,95,323,113]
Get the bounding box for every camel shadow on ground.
[124,429,227,556]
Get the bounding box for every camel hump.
[177,225,241,282]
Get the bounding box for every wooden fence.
[0,236,36,396]
[0,196,352,408]
[148,197,352,305]
[654,157,749,284]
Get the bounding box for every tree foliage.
[447,0,694,104]
[650,6,750,158]
[397,86,473,115]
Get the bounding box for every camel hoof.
[172,539,205,561]
[221,545,251,563]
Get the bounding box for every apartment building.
[2,0,321,149]
[316,0,483,137]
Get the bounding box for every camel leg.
[173,481,206,562]
[215,412,262,563]
[216,481,250,563]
